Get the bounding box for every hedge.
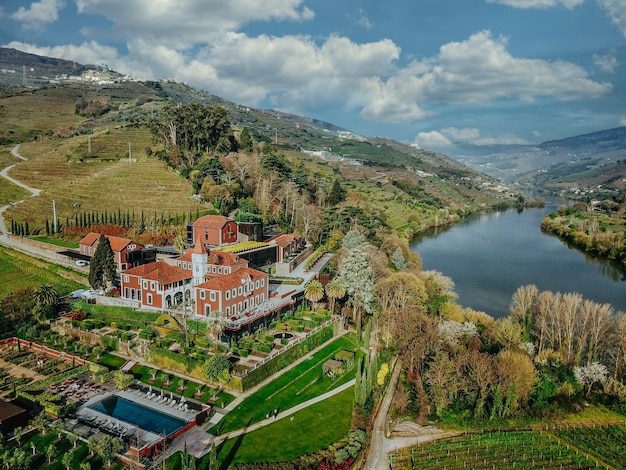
[230,324,334,392]
[149,346,204,379]
[100,335,119,351]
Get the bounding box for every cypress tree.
[24,221,29,236]
[88,235,118,290]
[45,219,50,236]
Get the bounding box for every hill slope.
[0,47,523,238]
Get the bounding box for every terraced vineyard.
[389,427,626,469]
[3,128,199,229]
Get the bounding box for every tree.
[337,248,375,327]
[239,126,253,152]
[304,279,324,310]
[113,371,134,389]
[574,362,609,396]
[34,284,58,307]
[173,234,187,254]
[88,235,117,289]
[61,450,74,470]
[328,178,346,205]
[97,435,123,468]
[87,436,99,458]
[391,246,407,271]
[207,311,225,353]
[45,444,56,465]
[204,353,230,383]
[325,279,346,317]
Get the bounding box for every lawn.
[210,386,354,467]
[211,333,360,435]
[31,235,79,249]
[0,247,86,299]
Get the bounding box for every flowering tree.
[573,362,609,396]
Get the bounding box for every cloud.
[620,116,626,127]
[75,0,315,48]
[485,0,583,8]
[6,40,120,68]
[593,48,618,73]
[363,30,612,123]
[10,0,66,30]
[597,0,626,37]
[413,127,529,150]
[351,9,373,30]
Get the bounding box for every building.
[267,232,306,263]
[187,215,238,247]
[0,400,28,436]
[120,238,269,318]
[79,232,155,271]
[121,262,192,309]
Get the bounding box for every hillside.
[456,127,626,191]
[0,48,524,238]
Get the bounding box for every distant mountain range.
[453,127,626,189]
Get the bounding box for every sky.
[1,0,625,155]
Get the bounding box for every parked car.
[75,260,88,267]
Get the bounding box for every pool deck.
[75,386,204,448]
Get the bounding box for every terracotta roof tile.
[123,261,191,286]
[193,215,231,229]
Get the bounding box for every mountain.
[455,127,626,188]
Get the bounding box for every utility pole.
[52,200,58,234]
[128,142,132,162]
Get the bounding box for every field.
[210,333,360,435]
[2,129,200,230]
[390,425,626,470]
[210,387,354,467]
[0,246,86,298]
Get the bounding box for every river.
[410,201,626,318]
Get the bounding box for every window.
[124,275,129,283]
[256,280,259,289]
[212,266,216,273]
[150,282,156,291]
[218,267,222,274]
[238,286,242,296]
[225,291,230,300]
[226,307,230,315]
[261,278,265,287]
[200,290,205,300]
[232,288,236,298]
[143,281,148,289]
[147,294,152,305]
[210,292,216,301]
[261,293,264,302]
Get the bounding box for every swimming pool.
[88,394,186,436]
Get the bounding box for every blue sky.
[1,0,625,155]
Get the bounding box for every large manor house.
[77,215,306,332]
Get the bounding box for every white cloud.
[485,0,583,8]
[6,40,120,69]
[351,9,372,30]
[413,127,529,150]
[10,0,65,30]
[620,116,626,127]
[363,30,612,123]
[593,48,618,73]
[597,0,626,38]
[413,131,453,148]
[75,0,314,49]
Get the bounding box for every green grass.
[0,246,86,299]
[211,386,354,467]
[211,334,360,434]
[30,235,79,248]
[97,352,127,369]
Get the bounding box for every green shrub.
[294,325,304,333]
[110,321,118,329]
[121,332,133,341]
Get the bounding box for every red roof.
[270,233,301,248]
[196,267,265,291]
[123,261,191,286]
[193,215,231,229]
[79,232,140,253]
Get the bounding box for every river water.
[410,201,626,318]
